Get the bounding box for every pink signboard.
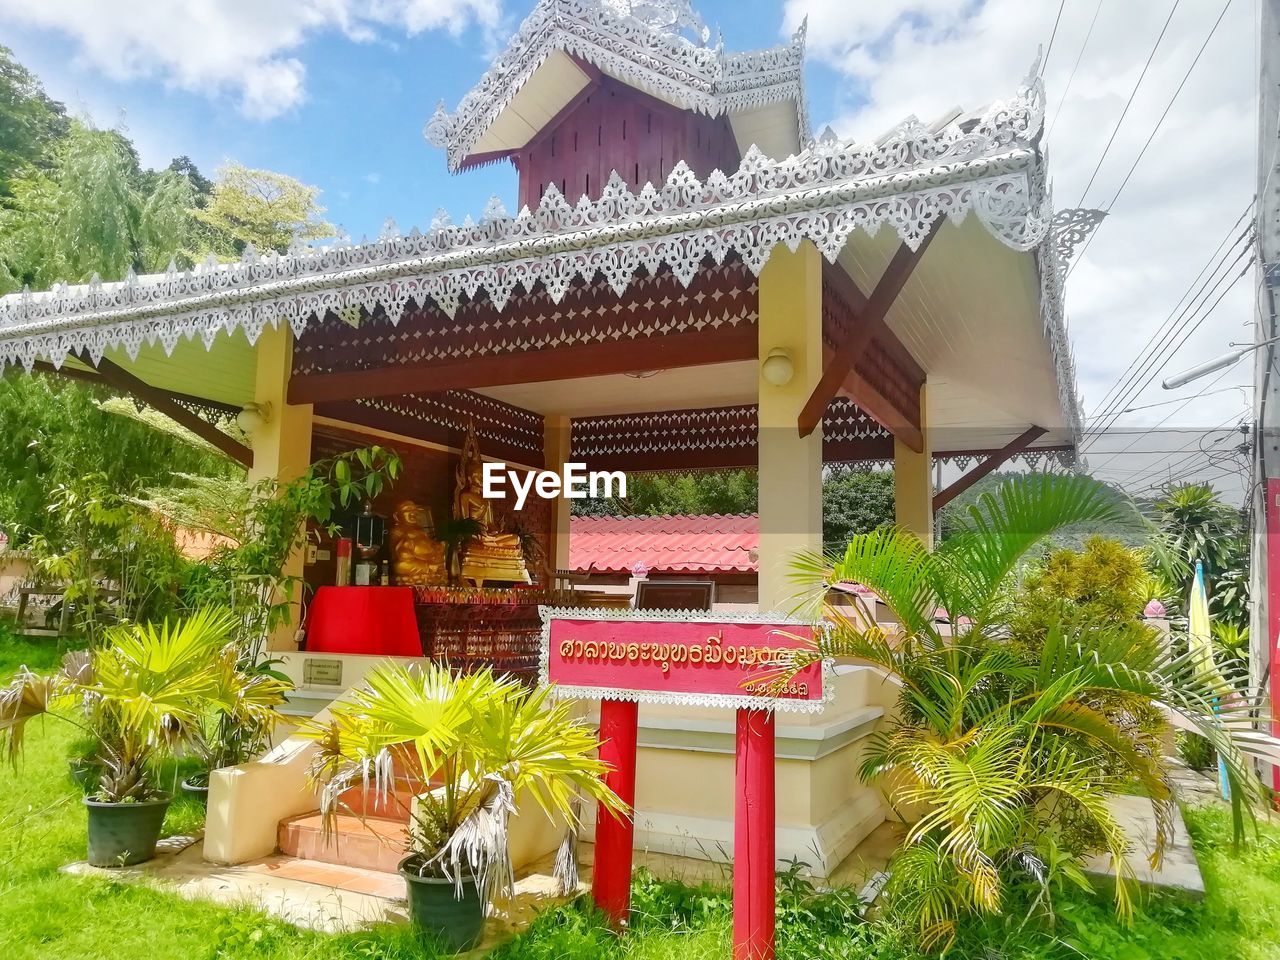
[538,608,824,713]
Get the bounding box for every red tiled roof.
[569,514,758,574]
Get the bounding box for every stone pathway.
[63,836,574,949]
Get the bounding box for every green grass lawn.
[3,629,1280,960]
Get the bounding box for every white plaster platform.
[1082,794,1206,898]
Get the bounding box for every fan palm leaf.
[301,661,624,902]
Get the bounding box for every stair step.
[282,692,342,718]
[336,783,418,820]
[243,854,406,899]
[278,813,409,873]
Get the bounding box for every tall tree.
[1153,482,1249,627]
[0,122,196,292]
[191,163,334,256]
[0,375,235,543]
[570,470,758,517]
[0,47,337,547]
[822,469,895,551]
[0,45,68,193]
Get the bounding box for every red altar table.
[305,586,423,657]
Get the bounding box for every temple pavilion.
[0,0,1097,878]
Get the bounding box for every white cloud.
[0,0,505,120]
[784,0,1257,493]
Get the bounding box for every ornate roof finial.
[603,0,711,45]
[424,100,454,148]
[482,195,509,222]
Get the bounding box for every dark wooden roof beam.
[931,426,1048,512]
[76,353,254,468]
[288,326,758,405]
[799,228,938,438]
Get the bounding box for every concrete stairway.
[277,812,409,873]
[277,763,422,873]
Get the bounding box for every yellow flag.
[1188,561,1215,680]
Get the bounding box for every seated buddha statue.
[388,500,448,586]
[454,424,530,587]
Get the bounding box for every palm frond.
[937,474,1150,620]
[811,527,942,636]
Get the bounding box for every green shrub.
[1177,731,1217,772]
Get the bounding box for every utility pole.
[1252,0,1280,790]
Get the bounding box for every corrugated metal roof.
[569,514,758,574]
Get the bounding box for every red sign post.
[540,609,824,960]
[593,698,639,923]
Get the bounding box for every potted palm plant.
[302,662,624,951]
[184,658,292,803]
[0,607,290,866]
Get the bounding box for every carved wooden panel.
[515,77,741,211]
[571,398,894,472]
[291,257,759,385]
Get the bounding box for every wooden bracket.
[798,226,939,438]
[77,353,254,468]
[932,426,1048,512]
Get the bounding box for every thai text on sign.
[538,609,824,713]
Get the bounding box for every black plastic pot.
[180,776,210,805]
[84,795,171,867]
[399,856,486,952]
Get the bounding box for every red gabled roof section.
[569,514,758,575]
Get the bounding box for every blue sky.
[3,0,848,239]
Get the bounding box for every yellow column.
[247,324,314,650]
[893,383,933,548]
[542,414,573,583]
[757,242,824,614]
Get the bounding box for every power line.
[1067,0,1236,274]
[1076,0,1182,208]
[1125,410,1247,490]
[1047,0,1104,141]
[1090,313,1249,476]
[1086,229,1254,439]
[1091,350,1245,472]
[1081,382,1249,418]
[1041,0,1071,77]
[1098,0,1234,212]
[1129,439,1235,492]
[1085,203,1251,421]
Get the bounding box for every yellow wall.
[248,325,314,650]
[543,414,573,576]
[893,383,933,547]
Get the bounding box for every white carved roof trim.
[0,72,1065,441]
[424,0,808,171]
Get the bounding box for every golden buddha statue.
[454,424,530,587]
[388,500,448,586]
